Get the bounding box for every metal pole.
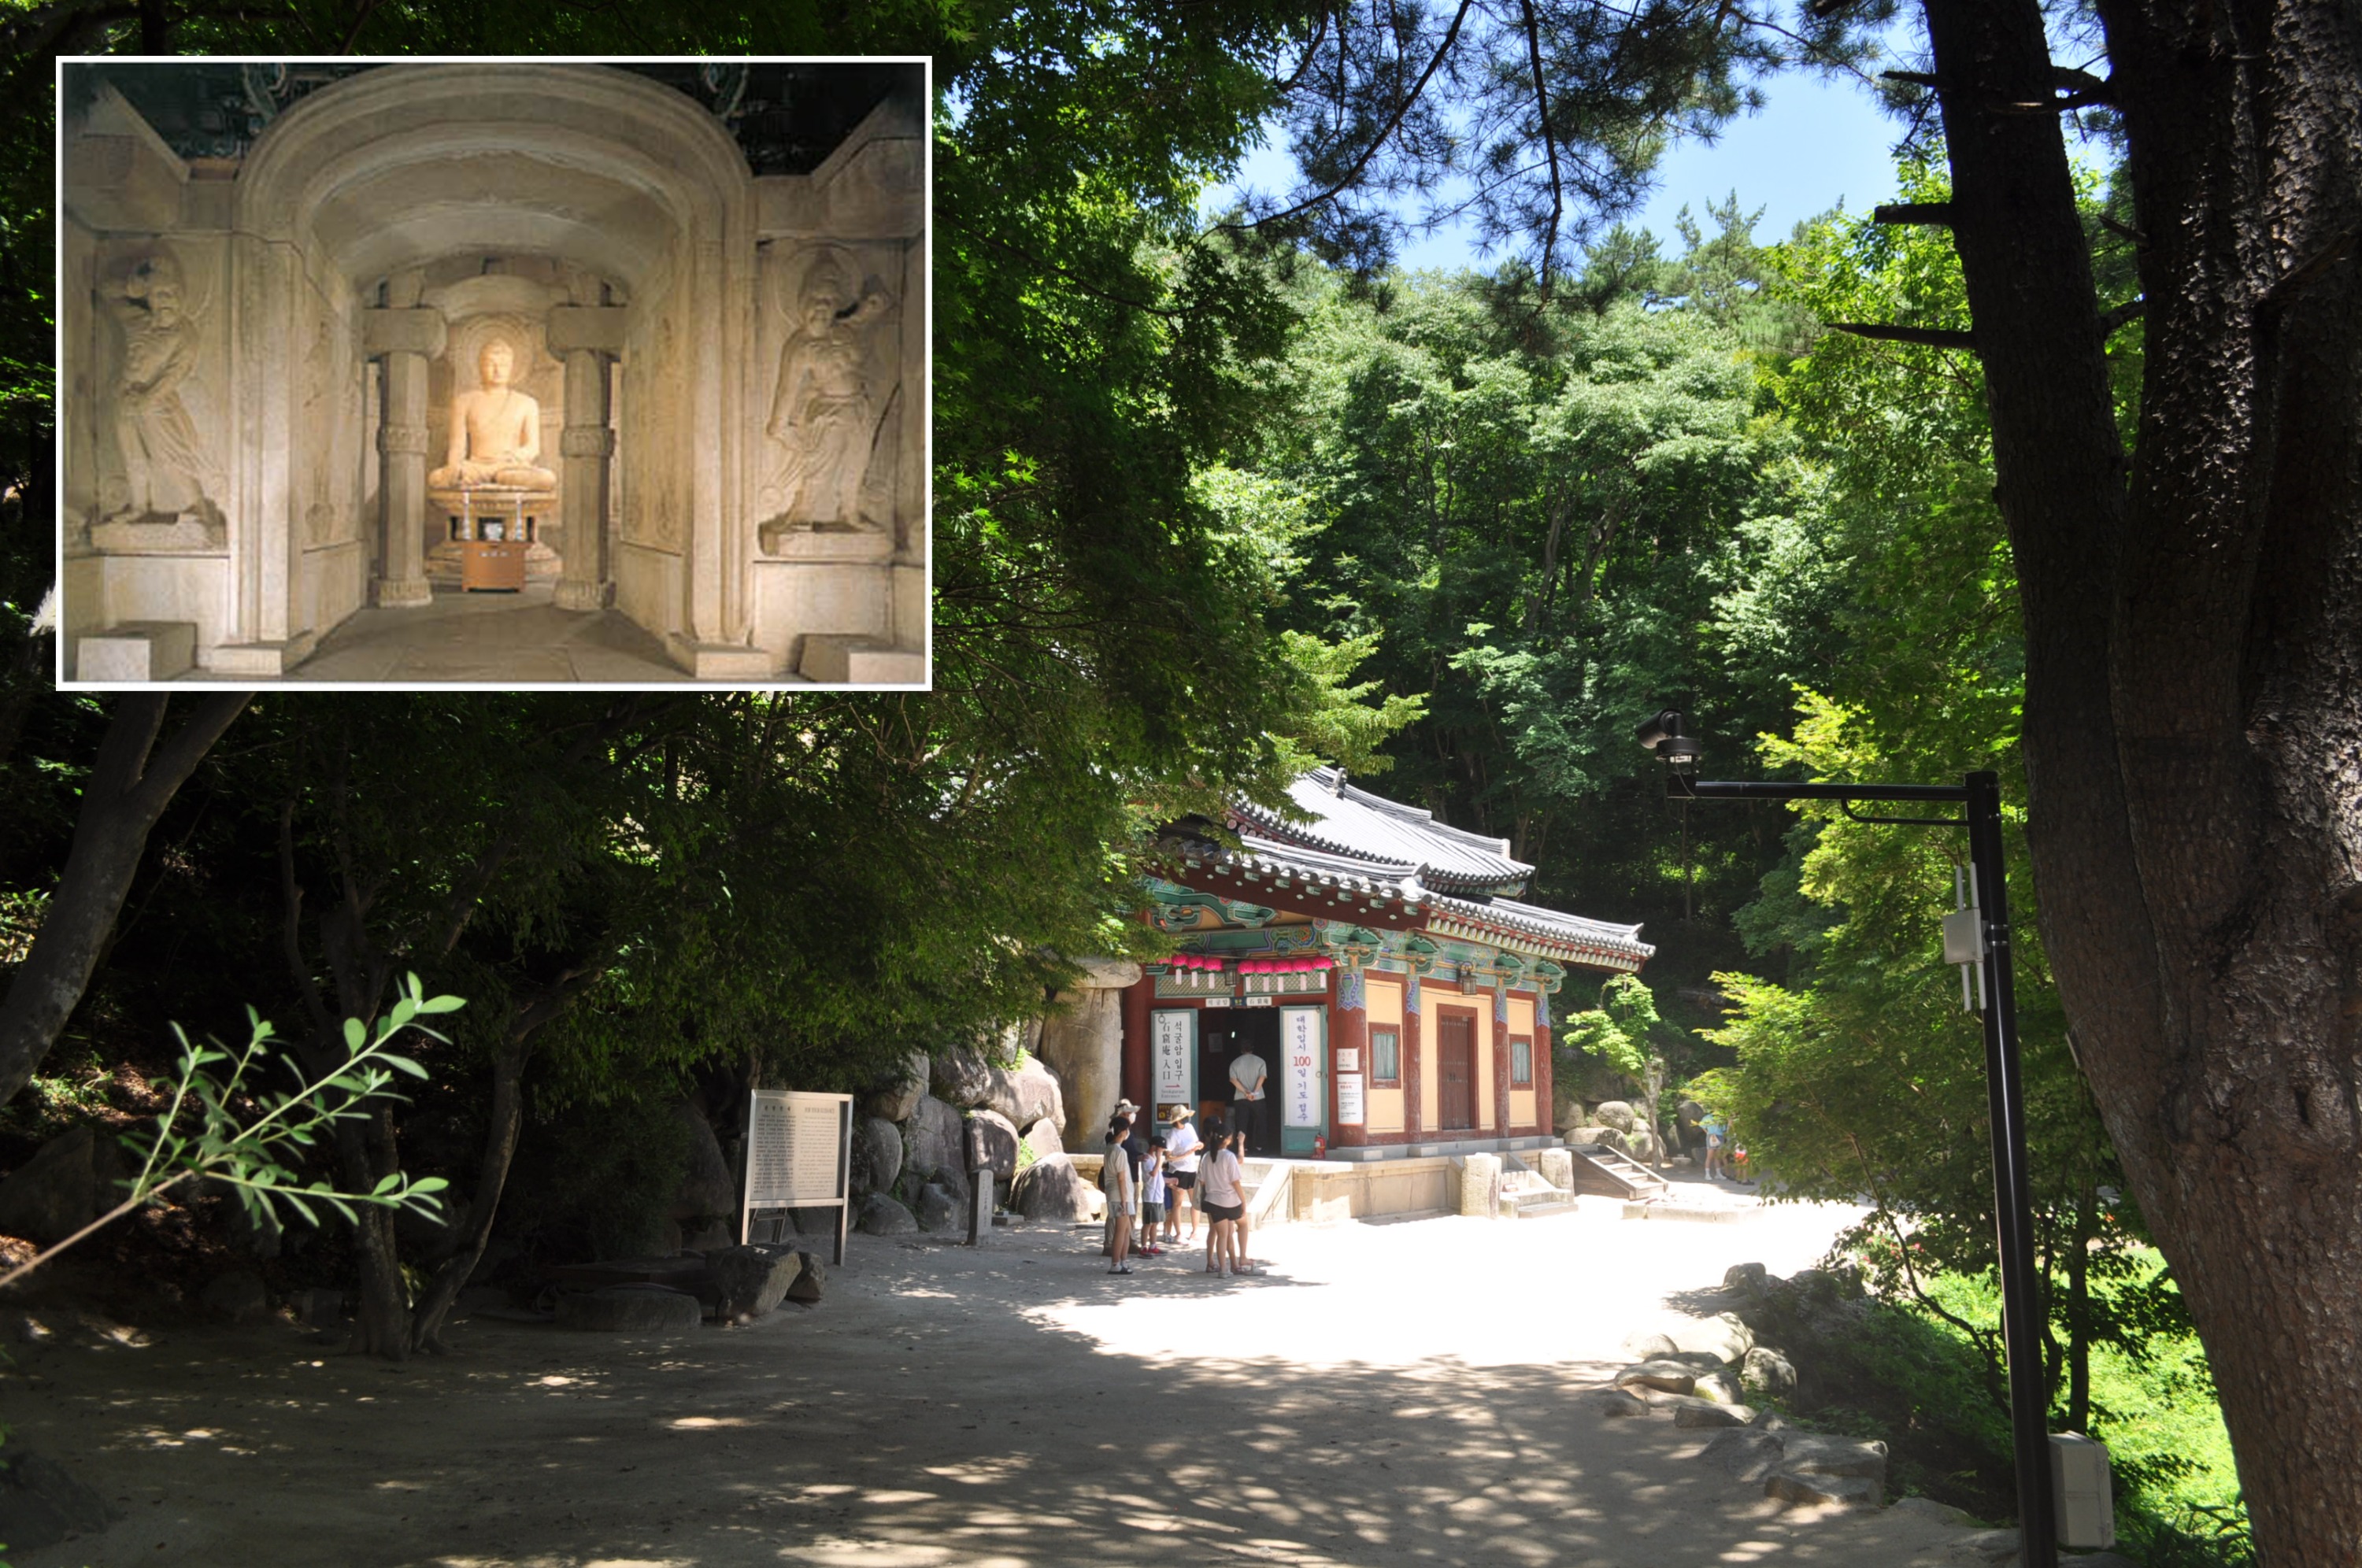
[1966,769,2057,1566]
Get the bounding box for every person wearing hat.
[1161,1104,1202,1244]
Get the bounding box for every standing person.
[1225,1128,1259,1274]
[1162,1104,1201,1244]
[1104,1098,1145,1256]
[1702,1110,1727,1181]
[1100,1110,1137,1275]
[1229,1041,1271,1156]
[1138,1134,1168,1257]
[1197,1116,1244,1275]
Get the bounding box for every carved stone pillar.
[376,351,432,608]
[553,349,613,612]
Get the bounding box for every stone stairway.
[1566,1141,1673,1203]
[1498,1152,1579,1217]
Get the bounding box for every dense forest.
[1,2,2355,1566]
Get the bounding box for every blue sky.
[1209,63,1911,272]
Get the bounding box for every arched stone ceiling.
[239,65,749,294]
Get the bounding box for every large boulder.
[785,1252,825,1304]
[905,1096,972,1200]
[1743,1346,1797,1396]
[1619,1329,1680,1361]
[857,1193,919,1236]
[1668,1396,1754,1429]
[1020,1117,1064,1163]
[931,1041,994,1109]
[1766,1470,1882,1509]
[865,1052,929,1123]
[557,1285,703,1332]
[0,1125,124,1245]
[983,1056,1064,1134]
[1009,1154,1094,1222]
[1671,1311,1755,1366]
[0,1448,116,1551]
[1036,960,1136,1152]
[1690,1370,1745,1405]
[851,1116,905,1197]
[669,1100,737,1224]
[965,1110,1020,1183]
[915,1183,961,1233]
[1592,1100,1639,1133]
[1612,1359,1697,1395]
[1697,1428,1785,1484]
[709,1246,802,1322]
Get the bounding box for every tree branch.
[1220,0,1475,233]
[1830,322,1978,349]
[942,219,1182,320]
[2098,298,2145,337]
[1518,0,1564,287]
[1873,202,1955,226]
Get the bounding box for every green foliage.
[1702,150,2179,1441]
[0,975,457,1292]
[1857,1260,2249,1562]
[1242,217,1837,1034]
[1553,974,1661,1082]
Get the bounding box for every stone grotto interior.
[58,59,927,684]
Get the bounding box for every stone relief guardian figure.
[762,266,896,535]
[103,252,223,527]
[429,337,556,490]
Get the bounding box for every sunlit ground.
[8,1188,2006,1567]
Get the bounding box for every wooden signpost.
[740,1090,853,1265]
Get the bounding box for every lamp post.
[1636,710,2057,1567]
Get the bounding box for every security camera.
[1635,709,1704,773]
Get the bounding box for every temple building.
[1119,767,1653,1161]
[57,60,927,684]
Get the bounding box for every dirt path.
[7,1190,2008,1567]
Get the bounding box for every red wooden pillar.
[1534,991,1555,1136]
[1121,974,1153,1110]
[1403,971,1423,1141]
[1329,963,1368,1149]
[1493,988,1512,1140]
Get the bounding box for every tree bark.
[0,693,249,1104]
[407,1034,530,1355]
[1924,0,2362,1557]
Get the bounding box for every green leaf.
[342,1017,365,1052]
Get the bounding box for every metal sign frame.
[740,1089,853,1266]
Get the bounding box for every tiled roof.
[1230,767,1531,893]
[1420,893,1654,970]
[1172,771,1655,974]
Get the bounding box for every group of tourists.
[1098,1100,1258,1278]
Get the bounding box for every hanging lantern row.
[1166,953,1336,973]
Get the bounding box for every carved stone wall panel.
[620,265,689,554]
[753,239,904,553]
[91,236,231,553]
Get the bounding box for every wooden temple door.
[1437,1011,1475,1131]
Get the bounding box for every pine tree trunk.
[1924,0,2362,1557]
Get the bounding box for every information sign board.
[1152,1010,1194,1106]
[741,1089,853,1263]
[1335,1072,1364,1124]
[1280,1006,1322,1128]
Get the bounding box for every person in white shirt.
[1139,1135,1168,1256]
[1195,1116,1247,1276]
[1100,1110,1137,1274]
[1161,1104,1202,1244]
[1230,1046,1270,1156]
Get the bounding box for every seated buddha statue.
[428,338,556,490]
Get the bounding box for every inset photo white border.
[55,55,931,690]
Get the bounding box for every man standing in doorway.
[1230,1043,1270,1156]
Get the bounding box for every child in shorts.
[1138,1133,1168,1256]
